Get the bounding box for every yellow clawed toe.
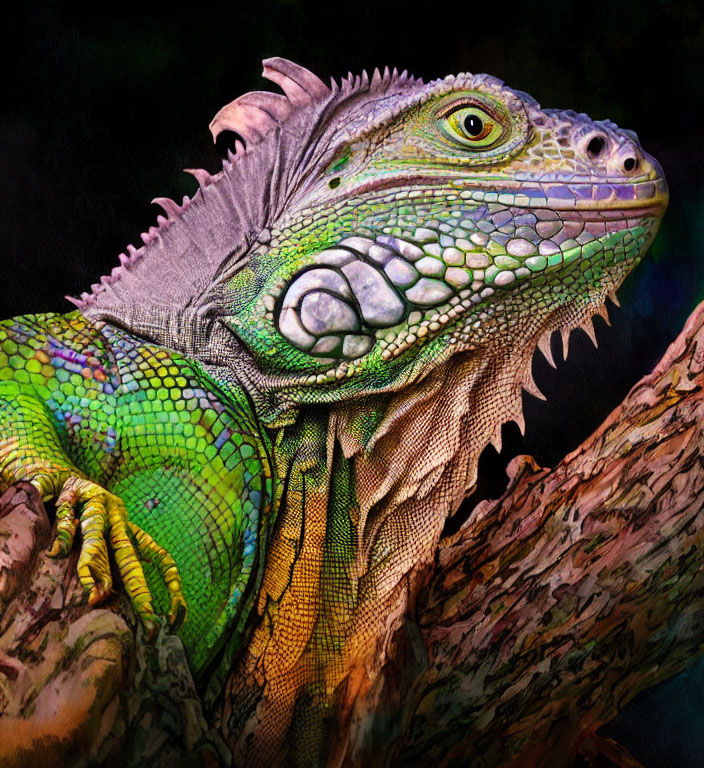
[41,475,187,638]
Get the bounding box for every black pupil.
[464,114,483,136]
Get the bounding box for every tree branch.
[0,484,229,767]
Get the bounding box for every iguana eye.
[438,103,506,149]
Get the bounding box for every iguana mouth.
[342,175,668,213]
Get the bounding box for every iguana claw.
[128,520,188,632]
[42,475,187,639]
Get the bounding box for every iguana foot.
[40,475,187,640]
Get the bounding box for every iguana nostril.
[586,135,606,158]
[623,156,638,173]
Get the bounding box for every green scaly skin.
[0,58,668,762]
[0,312,271,673]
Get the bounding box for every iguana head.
[78,58,667,427]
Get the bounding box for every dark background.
[2,1,703,764]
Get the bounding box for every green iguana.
[0,58,667,763]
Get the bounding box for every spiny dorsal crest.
[209,59,329,143]
[75,58,424,350]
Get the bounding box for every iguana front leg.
[49,476,186,634]
[0,314,186,639]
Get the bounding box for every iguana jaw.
[233,200,662,418]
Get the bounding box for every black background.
[2,1,704,764]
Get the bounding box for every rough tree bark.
[2,298,704,768]
[0,486,228,767]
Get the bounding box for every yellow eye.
[439,104,506,149]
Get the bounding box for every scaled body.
[0,58,667,763]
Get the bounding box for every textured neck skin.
[78,59,667,762]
